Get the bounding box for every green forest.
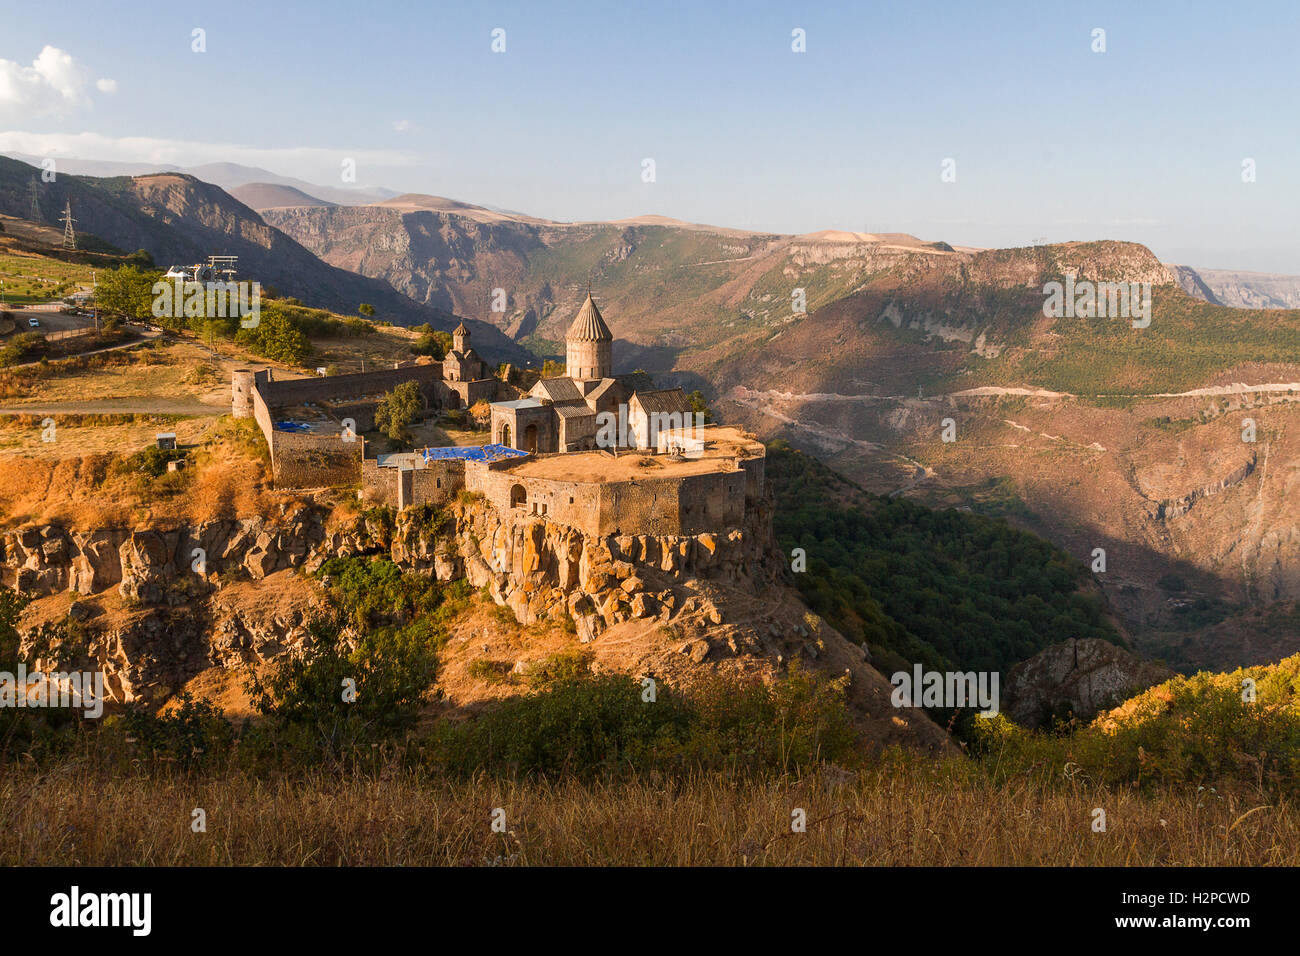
[767,441,1121,676]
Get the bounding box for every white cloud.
[392,119,412,132]
[0,46,114,118]
[0,129,419,182]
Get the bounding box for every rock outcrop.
[1003,638,1174,728]
[1,509,328,600]
[0,494,952,753]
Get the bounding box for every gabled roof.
[566,293,613,343]
[530,377,585,404]
[631,388,693,416]
[585,378,619,404]
[553,403,595,420]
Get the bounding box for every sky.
[1,0,1297,271]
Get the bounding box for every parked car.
[27,317,39,328]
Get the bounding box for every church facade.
[440,321,496,408]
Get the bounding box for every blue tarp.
[422,443,527,463]
[274,421,312,433]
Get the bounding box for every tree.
[687,389,713,424]
[374,380,423,443]
[0,586,29,673]
[245,612,437,738]
[358,303,376,317]
[94,265,161,324]
[236,304,310,365]
[411,327,451,359]
[468,399,493,430]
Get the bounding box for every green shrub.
[466,659,514,684]
[246,613,438,738]
[113,694,235,768]
[424,662,859,778]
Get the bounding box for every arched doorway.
[524,423,538,454]
[500,423,511,448]
[510,484,526,508]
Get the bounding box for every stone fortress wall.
[236,365,444,488]
[362,436,767,538]
[463,452,763,538]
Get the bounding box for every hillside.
[228,182,336,210]
[766,441,1124,679]
[0,158,526,362]
[0,153,395,204]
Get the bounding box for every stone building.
[489,293,693,454]
[234,320,501,488]
[440,321,496,408]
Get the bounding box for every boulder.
[1003,638,1175,728]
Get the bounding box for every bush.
[113,694,235,768]
[314,555,454,632]
[246,613,438,739]
[0,331,48,367]
[424,662,860,778]
[971,654,1300,792]
[117,445,186,478]
[466,659,514,684]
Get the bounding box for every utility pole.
[28,179,41,221]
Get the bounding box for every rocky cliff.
[2,499,951,752]
[1167,264,1300,309]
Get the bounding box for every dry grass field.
[1,759,1293,866]
[0,415,281,528]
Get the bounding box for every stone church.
[490,293,693,454]
[440,321,496,408]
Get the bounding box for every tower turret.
[565,293,612,381]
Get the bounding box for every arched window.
[510,484,526,508]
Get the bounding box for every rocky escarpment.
[440,495,777,643]
[1,491,957,751]
[1150,454,1257,521]
[1,508,327,601]
[1167,264,1300,310]
[1,490,792,691]
[1003,638,1174,728]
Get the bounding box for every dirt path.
[733,382,1300,404]
[952,383,1300,399]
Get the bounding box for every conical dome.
[566,293,613,343]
